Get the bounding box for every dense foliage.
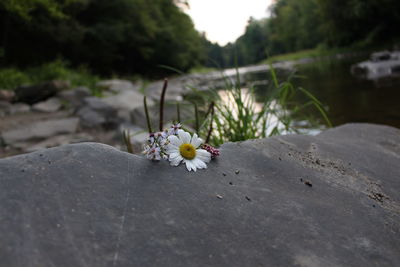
[1,0,399,77]
[0,0,203,76]
[205,0,400,68]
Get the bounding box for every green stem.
[159,78,168,131]
[176,102,181,122]
[205,102,214,144]
[143,96,152,133]
[122,130,134,153]
[194,103,199,133]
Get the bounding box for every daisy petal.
[166,144,179,154]
[191,133,203,148]
[193,158,207,169]
[169,152,181,160]
[185,160,192,171]
[168,135,182,147]
[196,149,211,163]
[170,155,183,166]
[186,160,197,172]
[178,129,191,144]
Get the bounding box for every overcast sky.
[185,0,273,46]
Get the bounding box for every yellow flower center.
[179,143,196,160]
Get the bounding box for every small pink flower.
[201,144,220,159]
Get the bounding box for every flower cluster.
[201,144,220,159]
[143,124,219,172]
[143,123,181,160]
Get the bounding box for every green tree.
[0,0,204,76]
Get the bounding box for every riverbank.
[264,47,351,63]
[263,40,400,64]
[2,48,400,158]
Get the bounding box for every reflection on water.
[217,86,324,136]
[218,89,286,136]
[242,56,400,132]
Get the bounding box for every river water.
[241,55,400,133]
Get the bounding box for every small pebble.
[235,170,240,174]
[245,196,251,201]
[222,172,226,176]
[229,182,233,185]
[216,194,223,199]
[304,180,312,187]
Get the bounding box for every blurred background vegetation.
[204,0,400,68]
[0,0,203,83]
[1,0,400,85]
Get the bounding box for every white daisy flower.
[166,129,211,172]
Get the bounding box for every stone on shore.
[0,123,399,266]
[96,79,139,93]
[32,97,63,113]
[103,90,150,121]
[24,133,94,152]
[0,101,12,117]
[76,97,119,129]
[0,89,15,102]
[14,80,70,104]
[8,103,31,115]
[130,102,192,130]
[145,78,185,101]
[118,123,148,151]
[58,87,91,108]
[0,102,31,116]
[1,117,79,145]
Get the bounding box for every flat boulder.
[96,79,139,93]
[1,117,79,145]
[0,89,15,102]
[130,102,192,130]
[15,80,70,104]
[145,78,185,101]
[58,87,91,108]
[76,97,119,129]
[0,101,12,116]
[7,102,31,115]
[32,97,62,113]
[103,90,150,121]
[0,123,399,266]
[24,133,94,153]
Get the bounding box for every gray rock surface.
[130,102,192,130]
[0,101,11,116]
[118,123,148,151]
[76,97,119,129]
[14,80,70,104]
[96,79,139,93]
[103,90,150,121]
[24,133,94,152]
[145,78,185,101]
[32,97,62,113]
[58,87,91,108]
[7,103,31,115]
[0,123,399,267]
[0,89,15,102]
[1,117,79,144]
